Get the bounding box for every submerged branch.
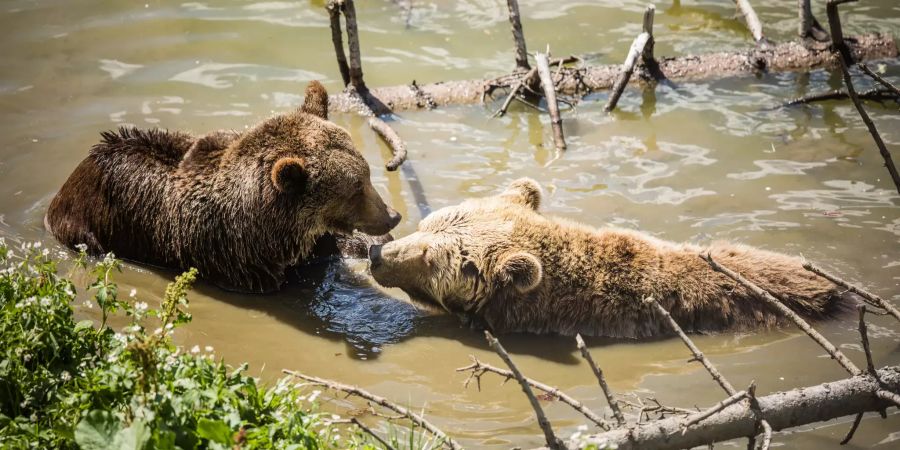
[328,33,897,113]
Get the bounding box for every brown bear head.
[230,81,401,243]
[369,178,543,313]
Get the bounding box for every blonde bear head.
[368,178,545,315]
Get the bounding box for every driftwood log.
[329,33,897,113]
[566,366,900,450]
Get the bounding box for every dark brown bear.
[46,81,400,293]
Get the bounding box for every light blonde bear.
[368,178,852,337]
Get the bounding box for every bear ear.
[500,178,542,210]
[300,80,329,119]
[495,252,542,294]
[271,157,309,194]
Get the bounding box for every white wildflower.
[135,301,148,312]
[33,241,41,248]
[75,243,88,253]
[164,323,173,330]
[129,288,137,298]
[190,345,200,354]
[204,345,213,352]
[23,354,31,362]
[41,248,49,257]
[83,300,94,309]
[60,371,71,382]
[39,297,51,307]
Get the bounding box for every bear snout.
[368,244,383,269]
[387,208,402,229]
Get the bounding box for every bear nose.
[368,244,383,268]
[387,208,402,228]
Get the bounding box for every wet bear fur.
[369,178,853,337]
[46,81,400,293]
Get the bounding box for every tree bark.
[560,366,900,450]
[327,33,897,113]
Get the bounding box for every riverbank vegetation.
[0,240,379,449]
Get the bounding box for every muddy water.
[2,0,900,448]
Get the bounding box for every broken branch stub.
[604,5,656,113]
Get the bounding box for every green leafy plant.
[0,239,385,449]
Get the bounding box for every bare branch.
[858,305,877,376]
[535,50,566,150]
[859,64,900,97]
[504,0,530,70]
[875,389,900,408]
[282,369,461,450]
[578,366,900,450]
[702,253,862,376]
[678,390,748,435]
[781,87,899,107]
[575,334,625,427]
[351,418,397,450]
[733,0,766,44]
[840,412,864,445]
[456,355,611,430]
[326,1,350,86]
[644,296,737,395]
[484,331,563,449]
[803,261,900,322]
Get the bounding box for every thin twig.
[858,305,877,376]
[282,369,461,450]
[456,355,611,430]
[733,0,766,44]
[326,1,350,86]
[493,67,537,118]
[859,64,900,97]
[703,253,862,376]
[826,0,857,65]
[484,331,563,450]
[535,50,566,150]
[604,5,656,114]
[575,334,625,427]
[647,296,772,448]
[826,0,900,194]
[747,382,771,450]
[803,262,900,322]
[645,296,737,395]
[798,0,829,41]
[351,418,397,450]
[781,87,899,107]
[875,389,900,407]
[840,412,864,445]
[504,0,530,70]
[678,390,748,435]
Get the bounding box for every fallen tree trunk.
[563,366,900,450]
[328,33,897,113]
